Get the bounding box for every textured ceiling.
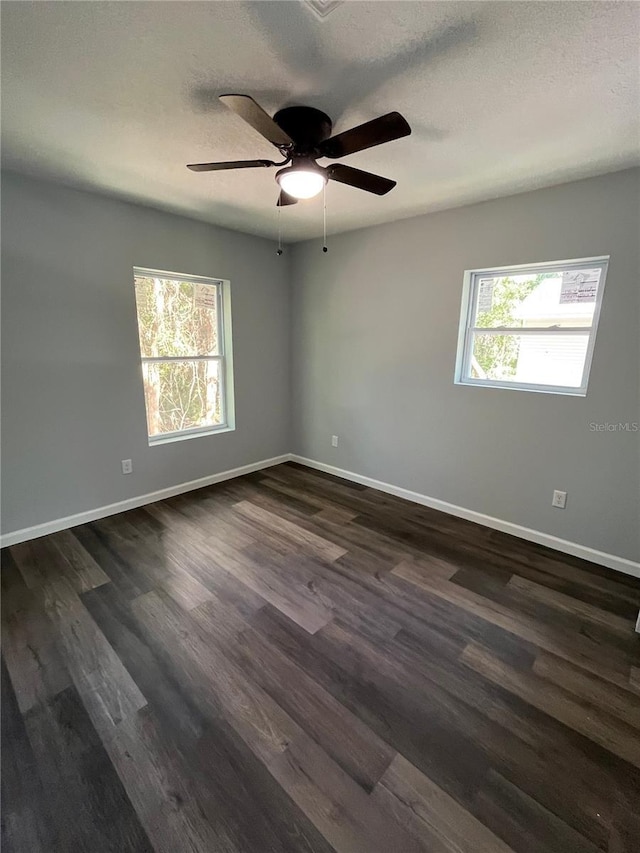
[2,1,639,241]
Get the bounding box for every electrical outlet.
[331,435,339,447]
[121,459,133,475]
[552,489,567,509]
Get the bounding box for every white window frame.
[134,267,235,445]
[454,256,609,396]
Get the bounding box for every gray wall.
[3,169,639,562]
[291,169,640,562]
[1,172,290,534]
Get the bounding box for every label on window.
[194,284,217,310]
[559,269,599,304]
[477,278,494,313]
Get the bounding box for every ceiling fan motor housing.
[188,95,410,201]
[273,106,333,152]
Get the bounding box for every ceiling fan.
[187,94,411,206]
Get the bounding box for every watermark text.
[589,422,639,432]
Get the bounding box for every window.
[454,257,608,395]
[133,268,234,443]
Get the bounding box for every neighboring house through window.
[133,268,234,443]
[455,257,609,395]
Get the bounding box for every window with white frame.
[454,257,609,395]
[133,268,234,442]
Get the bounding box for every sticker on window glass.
[559,269,600,304]
[477,278,494,313]
[194,283,218,310]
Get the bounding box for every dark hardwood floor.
[2,461,640,852]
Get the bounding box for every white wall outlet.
[121,459,133,475]
[552,489,567,509]
[331,435,339,447]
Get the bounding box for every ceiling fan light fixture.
[276,164,326,200]
[189,94,411,206]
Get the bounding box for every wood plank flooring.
[2,461,640,852]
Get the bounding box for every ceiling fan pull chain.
[277,205,283,256]
[322,183,328,253]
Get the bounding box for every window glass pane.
[134,276,220,357]
[142,359,223,436]
[470,333,589,388]
[473,268,602,330]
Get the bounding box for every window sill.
[148,425,235,446]
[454,378,587,396]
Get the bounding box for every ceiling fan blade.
[326,164,396,195]
[187,159,275,172]
[320,111,411,159]
[220,94,293,147]
[277,190,298,207]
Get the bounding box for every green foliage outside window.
[472,274,554,379]
[134,276,223,436]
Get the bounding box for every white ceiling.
[2,1,639,242]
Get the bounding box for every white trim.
[0,454,290,548]
[133,267,224,287]
[454,256,609,397]
[148,424,235,446]
[290,455,640,580]
[133,269,235,445]
[460,255,610,279]
[3,451,638,582]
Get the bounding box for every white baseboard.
[0,454,290,549]
[3,451,639,583]
[290,455,640,580]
